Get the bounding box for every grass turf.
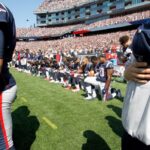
[11,69,127,150]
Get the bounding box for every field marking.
[21,97,28,102]
[42,117,58,130]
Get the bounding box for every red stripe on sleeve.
[0,93,9,149]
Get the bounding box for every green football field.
[11,69,127,150]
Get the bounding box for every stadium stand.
[76,10,150,30]
[35,0,96,13]
[15,30,136,52]
[16,24,84,37]
[16,0,149,53]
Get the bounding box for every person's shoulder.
[87,62,93,68]
[106,61,113,69]
[124,47,132,56]
[125,54,135,68]
[126,47,132,52]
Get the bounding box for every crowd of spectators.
[17,24,83,37]
[35,0,95,13]
[77,10,150,30]
[16,30,136,52]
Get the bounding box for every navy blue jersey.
[0,3,16,91]
[96,61,113,82]
[0,3,16,62]
[93,62,100,73]
[70,62,80,70]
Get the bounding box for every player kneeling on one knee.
[84,55,114,101]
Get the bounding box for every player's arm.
[88,70,95,77]
[0,30,5,73]
[88,67,95,76]
[105,68,113,92]
[77,66,83,74]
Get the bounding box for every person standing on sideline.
[122,24,150,150]
[119,35,132,64]
[0,3,17,150]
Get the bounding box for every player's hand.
[88,70,95,77]
[102,88,109,101]
[124,62,150,84]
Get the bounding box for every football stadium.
[0,0,150,150]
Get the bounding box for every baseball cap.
[132,24,150,63]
